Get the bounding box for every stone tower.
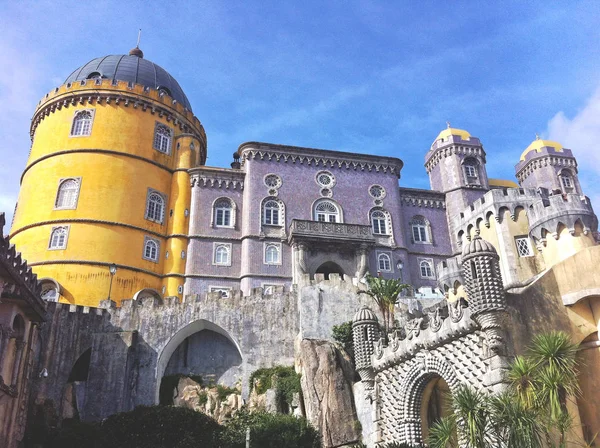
[10,48,206,306]
[425,125,489,252]
[352,305,380,388]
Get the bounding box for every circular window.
[369,185,386,199]
[264,174,282,189]
[315,171,335,188]
[320,188,333,198]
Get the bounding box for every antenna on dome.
[137,29,142,48]
[129,29,144,58]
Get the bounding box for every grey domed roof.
[462,235,497,258]
[64,53,192,111]
[353,306,378,324]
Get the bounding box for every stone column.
[11,339,25,386]
[355,245,369,279]
[293,243,309,284]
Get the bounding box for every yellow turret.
[10,49,206,306]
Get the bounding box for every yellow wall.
[541,221,596,267]
[11,81,204,307]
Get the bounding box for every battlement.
[528,193,598,240]
[515,145,575,174]
[372,299,476,372]
[31,78,205,141]
[425,139,485,173]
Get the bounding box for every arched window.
[145,190,165,223]
[371,210,388,235]
[214,198,234,227]
[153,123,172,154]
[264,243,281,265]
[462,157,480,185]
[48,226,69,250]
[314,200,341,223]
[263,200,281,226]
[143,237,159,262]
[378,253,391,272]
[214,244,231,266]
[41,283,59,302]
[559,169,575,192]
[70,110,93,136]
[55,178,80,209]
[420,260,434,278]
[411,216,431,243]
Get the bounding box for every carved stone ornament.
[374,337,384,360]
[406,317,423,340]
[448,299,465,322]
[428,307,443,332]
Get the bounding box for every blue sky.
[2,1,600,229]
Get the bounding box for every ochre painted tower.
[10,48,206,307]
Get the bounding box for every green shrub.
[332,321,354,357]
[221,410,321,448]
[217,384,238,401]
[198,390,208,406]
[248,365,301,410]
[159,374,204,405]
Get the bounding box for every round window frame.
[315,170,336,188]
[369,184,386,199]
[264,174,282,189]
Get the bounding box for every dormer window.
[465,164,477,178]
[462,157,480,185]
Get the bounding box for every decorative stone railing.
[372,299,476,372]
[288,219,375,244]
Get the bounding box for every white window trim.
[54,177,82,210]
[418,258,435,279]
[262,197,285,227]
[48,225,70,250]
[212,197,236,229]
[313,198,343,223]
[515,236,534,258]
[153,122,173,155]
[264,242,282,265]
[142,236,160,263]
[315,170,336,188]
[213,242,232,266]
[376,251,393,273]
[70,109,95,137]
[370,208,392,236]
[261,283,284,295]
[144,188,167,224]
[263,174,282,189]
[209,286,232,298]
[410,216,432,244]
[368,184,387,200]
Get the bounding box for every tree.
[428,331,581,448]
[359,275,410,335]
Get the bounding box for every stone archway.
[397,354,460,445]
[315,261,345,280]
[155,319,243,403]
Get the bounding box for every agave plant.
[428,416,457,448]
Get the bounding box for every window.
[420,259,434,278]
[214,243,231,266]
[369,185,386,199]
[48,226,69,250]
[153,123,172,154]
[264,174,282,189]
[55,178,80,209]
[264,243,281,265]
[70,110,94,136]
[515,236,533,257]
[214,198,234,227]
[145,190,166,223]
[262,284,281,295]
[411,216,430,243]
[315,171,336,188]
[378,253,392,272]
[263,200,281,226]
[314,200,341,223]
[562,176,573,189]
[143,237,160,262]
[41,285,58,302]
[464,164,477,178]
[371,210,388,235]
[209,287,231,298]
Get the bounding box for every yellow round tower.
[10,47,206,307]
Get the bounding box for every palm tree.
[358,275,410,335]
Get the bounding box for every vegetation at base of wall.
[198,390,209,406]
[42,407,321,448]
[332,321,354,357]
[159,373,204,405]
[428,331,581,448]
[216,384,239,401]
[221,410,321,448]
[249,365,301,410]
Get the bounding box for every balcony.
[288,219,375,245]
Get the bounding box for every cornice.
[425,145,486,174]
[399,189,446,209]
[190,169,245,190]
[238,142,403,175]
[515,155,578,182]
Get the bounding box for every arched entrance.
[62,348,91,420]
[420,376,452,441]
[155,320,243,403]
[315,261,345,280]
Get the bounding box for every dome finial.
[535,132,540,140]
[129,29,144,58]
[446,121,451,129]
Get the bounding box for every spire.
[129,29,144,58]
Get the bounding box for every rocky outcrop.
[296,338,361,448]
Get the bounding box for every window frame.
[54,177,82,210]
[213,243,232,266]
[264,242,282,265]
[410,216,431,244]
[377,251,393,273]
[263,199,282,226]
[313,199,342,223]
[48,226,70,250]
[213,198,235,228]
[145,189,167,224]
[371,209,388,235]
[419,258,435,279]
[261,283,284,295]
[209,286,232,298]
[70,109,95,137]
[515,236,534,257]
[142,236,160,263]
[153,122,173,155]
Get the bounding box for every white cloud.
[546,87,600,207]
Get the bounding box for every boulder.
[296,338,361,447]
